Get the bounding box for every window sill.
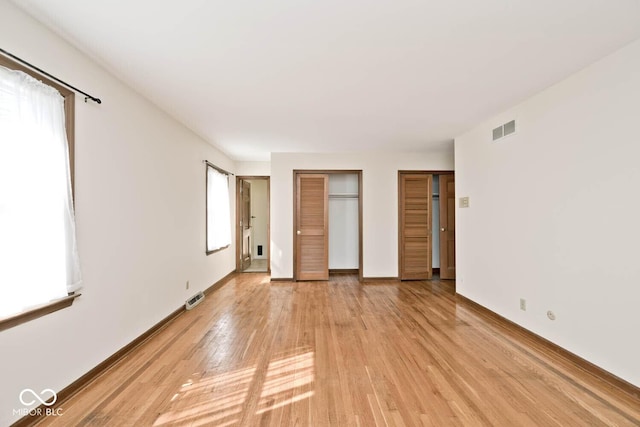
[207,244,230,255]
[0,293,81,332]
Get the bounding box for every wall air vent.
[503,120,516,136]
[185,291,205,310]
[492,126,503,141]
[493,120,516,141]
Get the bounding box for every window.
[0,56,81,328]
[206,163,231,253]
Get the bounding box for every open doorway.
[293,170,363,281]
[236,176,270,273]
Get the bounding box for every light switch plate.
[459,197,470,208]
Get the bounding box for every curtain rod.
[204,160,234,176]
[0,47,102,104]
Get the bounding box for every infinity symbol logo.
[19,389,57,406]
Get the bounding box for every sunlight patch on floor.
[153,348,315,426]
[256,350,315,415]
[152,366,256,426]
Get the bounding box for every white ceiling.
[12,0,640,161]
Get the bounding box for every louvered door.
[439,174,456,279]
[295,173,329,280]
[399,173,432,280]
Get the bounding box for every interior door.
[439,174,456,279]
[399,172,432,280]
[295,173,329,281]
[241,180,252,271]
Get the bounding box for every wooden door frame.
[293,170,363,282]
[398,170,454,280]
[235,176,271,273]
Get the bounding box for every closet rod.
[328,194,359,199]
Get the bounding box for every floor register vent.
[185,291,205,310]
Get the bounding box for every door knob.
[441,227,446,232]
[297,230,301,235]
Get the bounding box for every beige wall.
[236,161,271,176]
[455,39,640,387]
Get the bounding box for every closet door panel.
[439,174,456,279]
[399,173,432,280]
[295,173,329,280]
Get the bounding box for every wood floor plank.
[34,274,640,427]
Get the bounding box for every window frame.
[0,54,80,332]
[205,162,232,255]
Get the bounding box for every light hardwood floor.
[37,274,639,426]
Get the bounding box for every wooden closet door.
[439,174,456,279]
[295,173,329,280]
[399,173,432,280]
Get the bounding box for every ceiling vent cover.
[493,120,516,141]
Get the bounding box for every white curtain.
[0,66,82,318]
[206,166,231,252]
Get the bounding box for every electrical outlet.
[186,280,190,290]
[520,298,526,311]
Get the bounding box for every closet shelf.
[328,193,359,199]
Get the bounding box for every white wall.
[455,39,640,387]
[0,2,236,424]
[271,151,454,278]
[248,179,268,260]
